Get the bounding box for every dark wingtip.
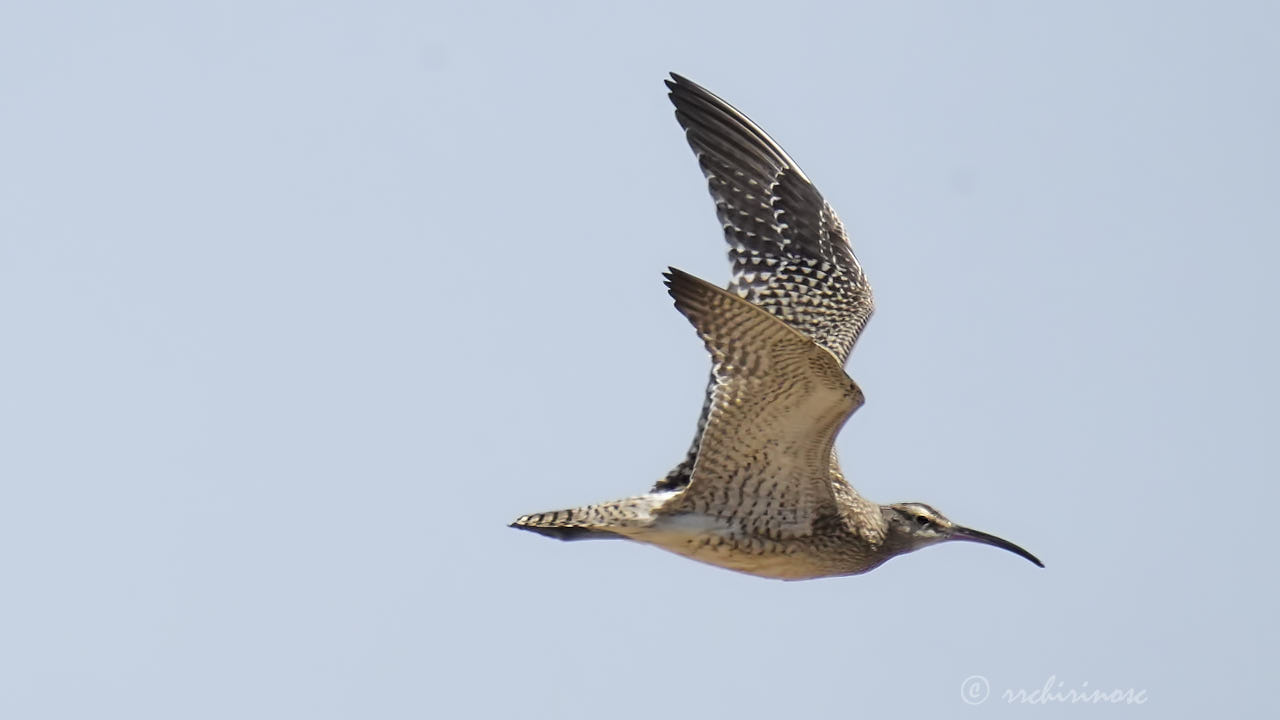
[662,266,700,306]
[665,73,711,107]
[661,264,682,288]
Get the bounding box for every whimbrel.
[510,74,1042,580]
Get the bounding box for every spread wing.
[656,73,873,492]
[660,268,865,538]
[667,72,873,360]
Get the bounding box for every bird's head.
[884,502,1043,567]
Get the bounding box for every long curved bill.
[951,526,1044,567]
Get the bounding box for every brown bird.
[510,74,1042,579]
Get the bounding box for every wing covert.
[666,72,874,362]
[655,74,875,494]
[661,268,865,537]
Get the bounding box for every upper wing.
[655,74,873,493]
[666,72,873,362]
[660,268,865,538]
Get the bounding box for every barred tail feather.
[509,494,671,541]
[509,517,623,541]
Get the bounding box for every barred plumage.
[509,74,1042,580]
[655,73,873,493]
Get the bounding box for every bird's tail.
[510,494,669,541]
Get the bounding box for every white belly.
[623,514,835,580]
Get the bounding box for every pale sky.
[2,1,1277,718]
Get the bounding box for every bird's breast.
[629,513,869,580]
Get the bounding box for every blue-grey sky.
[2,1,1277,717]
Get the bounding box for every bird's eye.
[915,515,931,527]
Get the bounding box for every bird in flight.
[510,73,1042,580]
